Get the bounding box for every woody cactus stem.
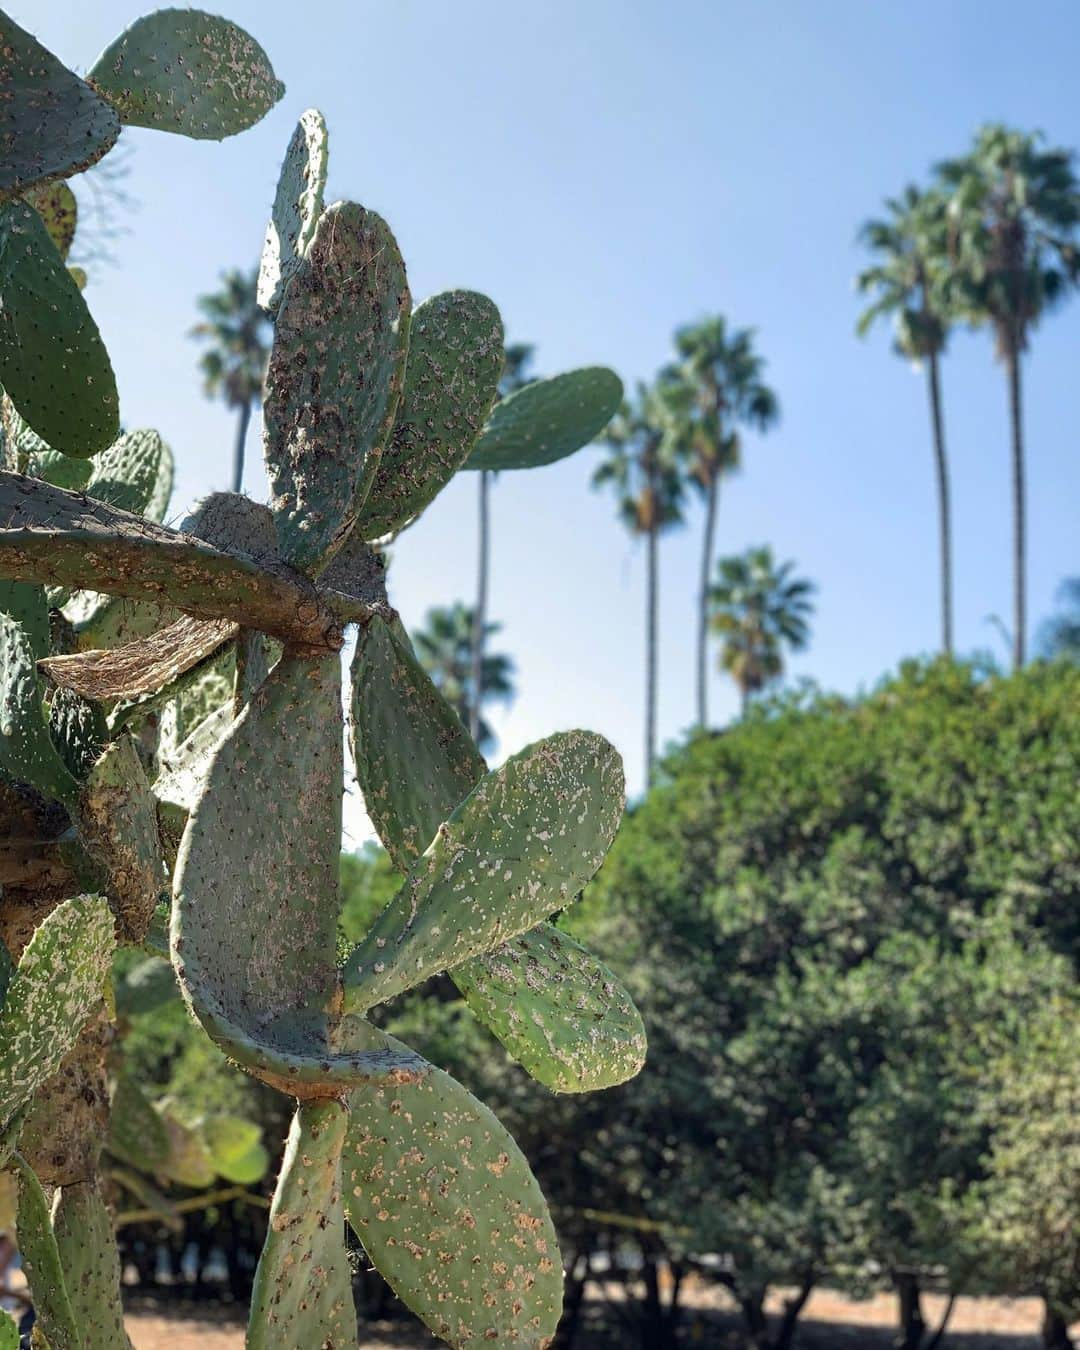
[0,14,629,1349]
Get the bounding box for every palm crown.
[412,602,516,755]
[591,380,686,534]
[191,266,270,410]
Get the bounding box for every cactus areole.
[0,11,635,1348]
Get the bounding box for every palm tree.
[937,126,1080,667]
[592,380,685,781]
[470,343,536,743]
[190,266,271,494]
[413,601,516,756]
[668,318,779,727]
[857,184,956,656]
[708,546,815,716]
[1038,577,1080,661]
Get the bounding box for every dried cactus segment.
[248,1100,356,1350]
[257,109,328,316]
[0,894,113,1128]
[351,616,484,871]
[357,290,504,539]
[454,925,647,1093]
[341,1019,563,1349]
[10,1153,80,1350]
[85,427,174,520]
[87,9,284,141]
[264,201,411,574]
[51,1179,132,1349]
[343,730,625,1012]
[77,735,165,942]
[0,14,120,202]
[47,686,108,782]
[0,472,350,650]
[0,202,119,456]
[24,180,77,258]
[0,608,79,805]
[466,367,623,472]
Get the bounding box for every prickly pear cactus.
[0,14,634,1348]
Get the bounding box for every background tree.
[412,601,516,755]
[857,185,956,654]
[190,266,271,494]
[708,545,815,715]
[937,126,1080,667]
[471,342,536,742]
[592,381,685,780]
[668,317,779,727]
[1039,576,1080,661]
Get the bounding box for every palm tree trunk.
[696,473,719,727]
[470,470,490,742]
[232,399,252,495]
[645,518,658,784]
[926,351,953,656]
[1006,347,1025,668]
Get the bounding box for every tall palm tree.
[857,184,956,656]
[592,380,685,781]
[190,266,271,494]
[937,126,1080,667]
[470,343,535,743]
[708,546,815,717]
[413,601,516,756]
[668,318,779,727]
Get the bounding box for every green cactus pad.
[0,202,119,456]
[153,701,231,842]
[0,472,353,650]
[24,180,77,258]
[51,1180,131,1350]
[30,448,92,492]
[351,616,484,871]
[87,10,283,141]
[0,894,112,1128]
[466,367,623,471]
[77,735,164,942]
[114,956,178,1018]
[342,730,625,1012]
[173,652,425,1097]
[0,608,79,804]
[10,1154,80,1350]
[264,201,411,574]
[158,1111,215,1189]
[341,1019,563,1349]
[47,686,108,782]
[0,14,120,202]
[257,109,328,316]
[454,925,646,1092]
[357,290,504,539]
[85,427,174,519]
[248,1101,356,1349]
[107,1071,170,1173]
[203,1115,269,1185]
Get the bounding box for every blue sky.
[30,1,1080,832]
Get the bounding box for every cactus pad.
[106,1072,170,1173]
[0,14,120,202]
[343,729,625,1011]
[454,926,646,1092]
[51,1180,131,1349]
[25,180,77,258]
[0,608,78,804]
[77,735,164,941]
[173,652,425,1095]
[0,894,113,1127]
[257,109,328,316]
[84,427,174,519]
[466,367,623,471]
[341,1019,563,1349]
[263,201,410,573]
[0,202,119,456]
[356,290,504,539]
[88,10,283,141]
[203,1115,269,1185]
[47,687,107,782]
[351,616,485,871]
[248,1101,356,1349]
[11,1154,80,1350]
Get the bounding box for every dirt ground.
[124,1282,1078,1348]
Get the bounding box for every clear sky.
[28,1,1080,837]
